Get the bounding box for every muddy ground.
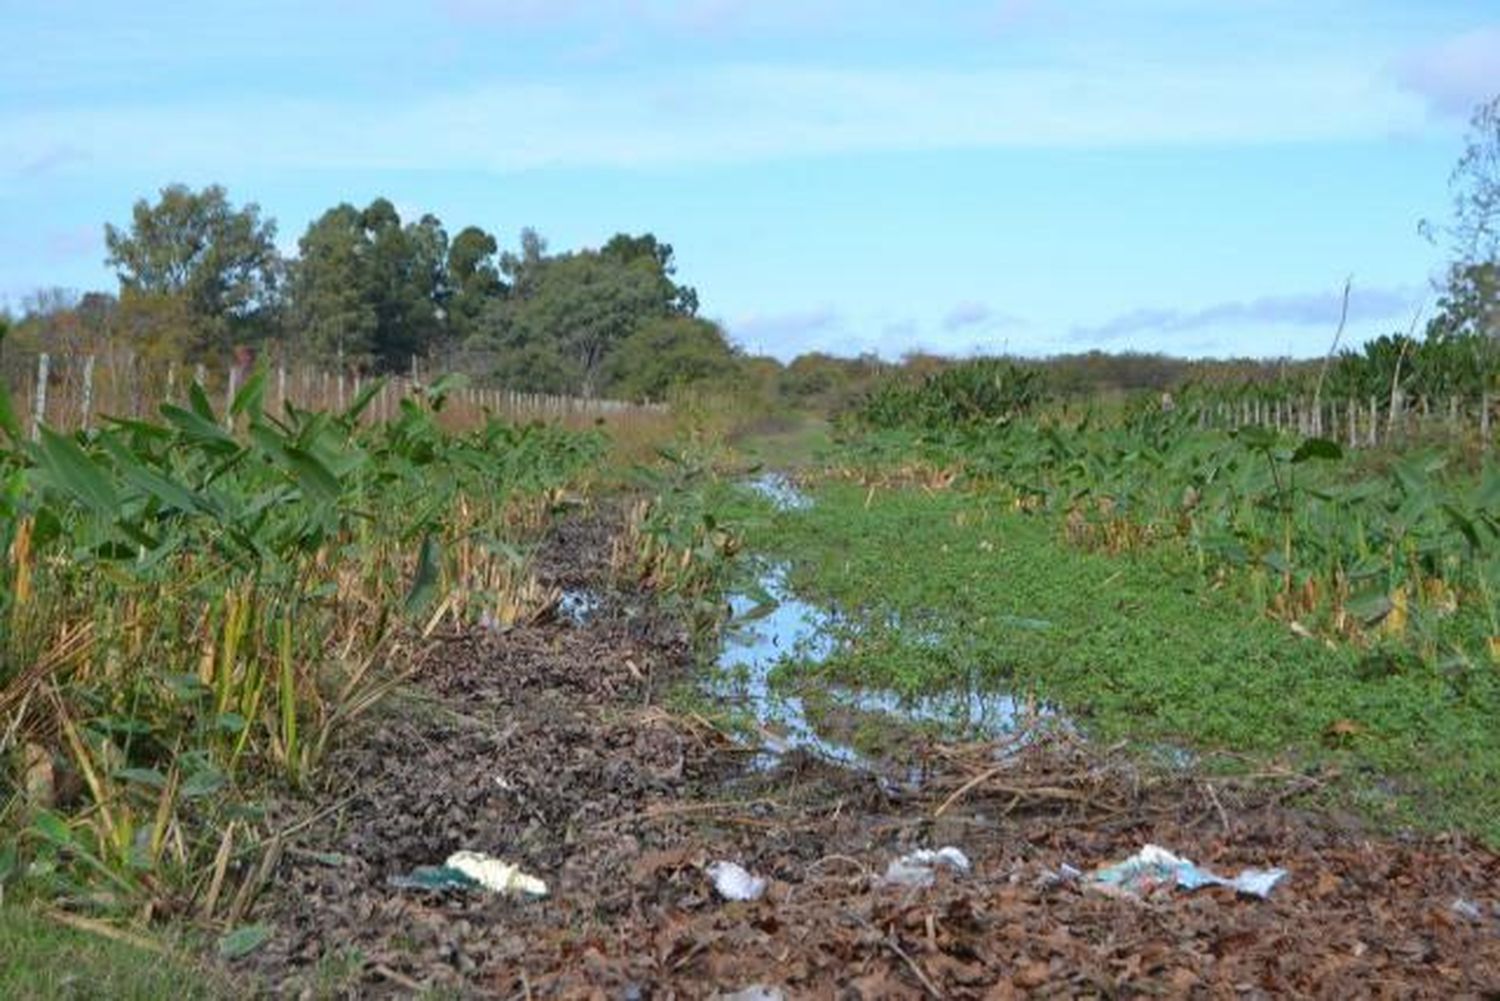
[248,510,1500,998]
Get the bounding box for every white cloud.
[2,50,1436,181]
[1394,25,1500,117]
[1070,285,1421,344]
[727,306,842,356]
[942,300,1026,333]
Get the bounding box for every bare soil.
[248,510,1500,998]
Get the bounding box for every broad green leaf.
[1346,590,1394,626]
[181,766,226,798]
[1291,437,1343,463]
[31,810,75,847]
[1234,426,1277,451]
[215,712,247,734]
[343,377,384,422]
[230,369,267,419]
[188,381,218,423]
[281,445,341,505]
[102,439,202,514]
[0,379,20,442]
[424,373,470,411]
[161,403,238,453]
[37,427,117,516]
[218,923,273,959]
[405,534,442,618]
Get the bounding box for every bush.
[847,359,1048,431]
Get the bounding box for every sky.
[2,0,1497,361]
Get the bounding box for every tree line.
[5,186,739,401]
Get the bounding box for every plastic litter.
[718,986,785,1001]
[448,851,549,896]
[389,851,548,897]
[1452,898,1485,922]
[1083,844,1285,899]
[707,861,767,902]
[1036,862,1083,888]
[881,846,971,888]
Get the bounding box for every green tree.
[605,315,738,399]
[1422,94,1500,352]
[489,342,581,395]
[478,242,685,395]
[600,233,699,315]
[289,204,378,367]
[288,199,453,371]
[362,201,448,371]
[499,227,549,301]
[105,183,283,360]
[104,184,281,359]
[446,226,505,345]
[1429,261,1499,342]
[1426,95,1500,266]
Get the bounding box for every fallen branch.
[884,934,944,999]
[933,767,1096,817]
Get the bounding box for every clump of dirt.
[247,509,1500,997]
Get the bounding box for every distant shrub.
[847,359,1048,431]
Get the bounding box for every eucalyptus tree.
[104,183,281,359]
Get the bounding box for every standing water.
[707,477,1056,775]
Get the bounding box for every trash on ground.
[447,851,549,896]
[1036,862,1083,888]
[1452,898,1486,922]
[389,851,548,897]
[1083,844,1286,899]
[718,986,785,1001]
[881,846,971,887]
[707,861,767,901]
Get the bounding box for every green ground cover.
[729,477,1500,843]
[0,906,231,999]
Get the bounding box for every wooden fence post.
[81,355,96,431]
[225,366,239,430]
[31,352,49,440]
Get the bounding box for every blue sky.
[2,0,1497,360]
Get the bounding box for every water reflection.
[708,562,1055,774]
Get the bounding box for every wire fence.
[2,348,668,438]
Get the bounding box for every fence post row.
[8,355,668,434]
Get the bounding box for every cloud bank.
[3,52,1435,181]
[1071,286,1420,345]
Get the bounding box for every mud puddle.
[708,561,1058,775]
[743,471,812,511]
[717,473,1058,774]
